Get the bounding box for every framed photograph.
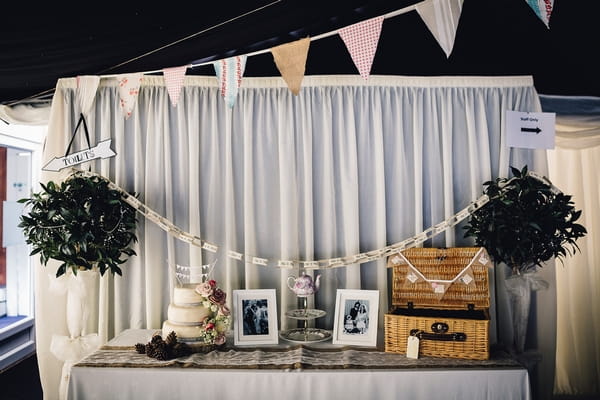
[233,289,278,345]
[332,289,379,346]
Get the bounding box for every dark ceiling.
[1,0,598,106]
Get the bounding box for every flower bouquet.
[194,279,232,346]
[161,278,232,350]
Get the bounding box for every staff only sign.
[43,114,116,172]
[506,110,556,149]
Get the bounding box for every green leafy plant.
[464,165,587,275]
[18,171,138,277]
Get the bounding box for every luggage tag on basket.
[406,331,421,359]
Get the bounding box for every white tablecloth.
[68,330,531,400]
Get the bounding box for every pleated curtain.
[37,75,546,399]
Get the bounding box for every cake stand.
[279,296,331,343]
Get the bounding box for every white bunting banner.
[76,75,100,115]
[416,0,464,58]
[116,73,143,119]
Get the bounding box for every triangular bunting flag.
[213,55,247,108]
[163,65,188,107]
[430,281,450,300]
[338,16,384,80]
[76,75,100,115]
[416,0,464,58]
[525,0,554,28]
[271,37,310,95]
[116,73,143,119]
[457,266,476,288]
[402,265,426,288]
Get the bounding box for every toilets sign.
[43,139,116,171]
[506,110,555,149]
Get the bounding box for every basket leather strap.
[410,328,467,342]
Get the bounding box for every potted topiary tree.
[18,171,138,277]
[18,170,139,384]
[463,165,587,353]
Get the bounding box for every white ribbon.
[49,270,101,400]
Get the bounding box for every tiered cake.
[162,286,211,341]
[161,279,231,346]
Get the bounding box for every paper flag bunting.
[213,55,247,108]
[338,16,384,80]
[116,73,143,119]
[163,65,188,107]
[271,37,311,95]
[76,75,100,115]
[430,281,450,299]
[416,0,464,58]
[525,0,554,28]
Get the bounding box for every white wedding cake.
[161,280,231,345]
[162,287,211,342]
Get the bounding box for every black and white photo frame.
[233,289,278,345]
[332,289,379,346]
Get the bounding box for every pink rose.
[218,305,231,316]
[195,282,213,297]
[209,288,226,305]
[214,334,226,345]
[205,322,215,330]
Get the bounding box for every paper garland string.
[338,16,384,80]
[77,169,560,271]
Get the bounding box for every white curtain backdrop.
[544,95,600,396]
[37,75,547,399]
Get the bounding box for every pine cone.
[173,342,192,357]
[134,343,146,354]
[165,331,178,346]
[153,346,169,361]
[145,343,157,357]
[151,334,164,344]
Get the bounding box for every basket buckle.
[431,322,449,333]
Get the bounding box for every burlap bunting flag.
[271,37,310,95]
[116,73,143,119]
[163,65,188,107]
[338,16,384,80]
[213,55,247,108]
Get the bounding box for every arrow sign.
[506,110,555,150]
[43,139,116,172]
[521,127,542,134]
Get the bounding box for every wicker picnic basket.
[384,247,493,360]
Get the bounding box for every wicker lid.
[388,247,492,310]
